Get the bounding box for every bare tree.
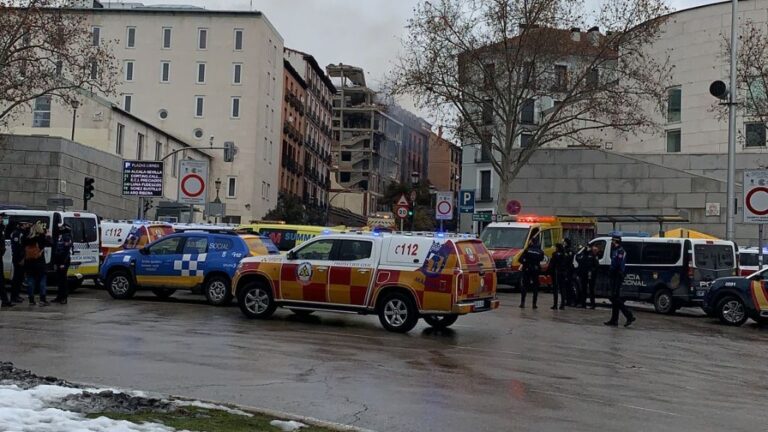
[728,19,768,147]
[389,0,672,212]
[0,0,117,128]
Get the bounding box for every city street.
[1,289,766,432]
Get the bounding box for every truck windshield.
[480,227,529,249]
[694,244,735,270]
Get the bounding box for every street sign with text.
[473,213,492,222]
[122,161,164,197]
[459,190,475,213]
[396,206,409,219]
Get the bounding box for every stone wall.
[462,148,767,246]
[0,135,138,219]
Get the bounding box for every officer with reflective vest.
[605,236,636,327]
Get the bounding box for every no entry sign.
[435,192,454,221]
[178,160,209,205]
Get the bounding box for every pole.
[440,219,444,232]
[71,107,77,141]
[726,0,738,241]
[400,218,404,232]
[138,197,144,219]
[760,225,765,271]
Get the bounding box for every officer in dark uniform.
[562,238,576,306]
[576,244,600,308]
[9,221,30,304]
[53,224,74,304]
[550,243,569,310]
[0,214,12,308]
[519,238,544,309]
[605,236,636,327]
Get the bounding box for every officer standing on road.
[0,214,12,309]
[563,238,576,306]
[53,224,73,305]
[576,244,600,309]
[605,236,636,327]
[519,238,544,309]
[550,243,569,310]
[9,221,30,304]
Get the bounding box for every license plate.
[474,300,486,309]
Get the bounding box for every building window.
[587,68,600,88]
[341,151,351,161]
[232,63,242,84]
[226,177,237,198]
[124,60,134,82]
[667,87,682,123]
[483,63,495,90]
[196,62,206,84]
[160,61,170,83]
[231,97,240,118]
[521,98,535,124]
[234,29,243,51]
[747,77,767,114]
[90,60,98,80]
[482,99,493,125]
[155,141,163,161]
[171,151,178,177]
[198,28,208,50]
[666,129,681,153]
[745,122,766,147]
[92,26,100,47]
[162,27,172,49]
[480,170,492,201]
[520,133,533,148]
[125,27,136,48]
[55,60,63,77]
[554,65,568,91]
[137,133,145,159]
[32,95,51,128]
[116,123,125,155]
[123,94,132,112]
[195,96,204,118]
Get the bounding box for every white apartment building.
[84,2,284,223]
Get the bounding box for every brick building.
[279,60,307,199]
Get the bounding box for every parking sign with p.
[459,190,475,214]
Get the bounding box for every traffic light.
[223,141,236,162]
[83,177,95,210]
[408,209,414,217]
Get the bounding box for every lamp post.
[213,177,222,224]
[70,100,80,141]
[410,171,420,231]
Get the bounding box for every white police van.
[589,236,737,314]
[2,210,100,289]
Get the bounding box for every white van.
[589,236,737,314]
[2,210,100,289]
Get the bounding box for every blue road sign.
[459,190,475,213]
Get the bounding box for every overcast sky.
[141,0,722,117]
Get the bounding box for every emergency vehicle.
[480,216,596,287]
[703,267,768,326]
[235,222,345,252]
[2,210,100,289]
[100,229,279,305]
[232,232,500,333]
[737,247,762,276]
[100,221,174,260]
[590,236,737,314]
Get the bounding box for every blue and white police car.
[100,229,279,305]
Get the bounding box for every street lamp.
[70,100,80,141]
[214,177,222,203]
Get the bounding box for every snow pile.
[0,384,178,432]
[270,419,308,431]
[173,399,253,417]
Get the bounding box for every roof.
[93,2,263,16]
[283,59,307,89]
[284,48,337,93]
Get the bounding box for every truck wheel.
[106,270,135,300]
[204,275,233,306]
[423,314,459,329]
[237,282,276,319]
[653,289,675,314]
[717,296,748,326]
[378,292,418,333]
[152,288,176,299]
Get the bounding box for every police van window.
[65,217,98,243]
[695,244,735,269]
[295,239,334,260]
[590,240,607,259]
[149,237,182,255]
[183,237,208,254]
[8,215,49,232]
[621,241,643,264]
[209,238,234,251]
[641,242,681,265]
[338,240,372,261]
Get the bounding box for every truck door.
[280,238,334,302]
[135,236,184,288]
[328,239,375,306]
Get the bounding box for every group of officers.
[516,234,636,327]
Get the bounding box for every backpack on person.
[24,241,42,262]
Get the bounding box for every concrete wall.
[461,148,766,246]
[0,135,138,219]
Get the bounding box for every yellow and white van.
[235,223,345,252]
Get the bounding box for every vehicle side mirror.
[139,247,150,255]
[287,251,296,260]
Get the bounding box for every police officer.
[605,236,636,327]
[9,221,30,304]
[53,224,73,305]
[550,243,569,310]
[0,214,12,308]
[562,238,576,306]
[576,244,600,308]
[519,238,544,309]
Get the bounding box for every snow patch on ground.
[0,385,179,432]
[270,419,308,431]
[172,399,253,417]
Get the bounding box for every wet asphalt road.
[1,288,767,432]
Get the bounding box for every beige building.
[80,2,284,223]
[428,131,461,193]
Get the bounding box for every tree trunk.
[495,159,511,214]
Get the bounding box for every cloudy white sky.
[139,0,723,116]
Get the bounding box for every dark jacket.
[519,246,544,274]
[576,248,599,276]
[0,224,6,260]
[610,245,627,274]
[53,232,73,267]
[10,228,26,265]
[551,246,573,275]
[23,235,50,274]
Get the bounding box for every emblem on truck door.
[296,262,313,284]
